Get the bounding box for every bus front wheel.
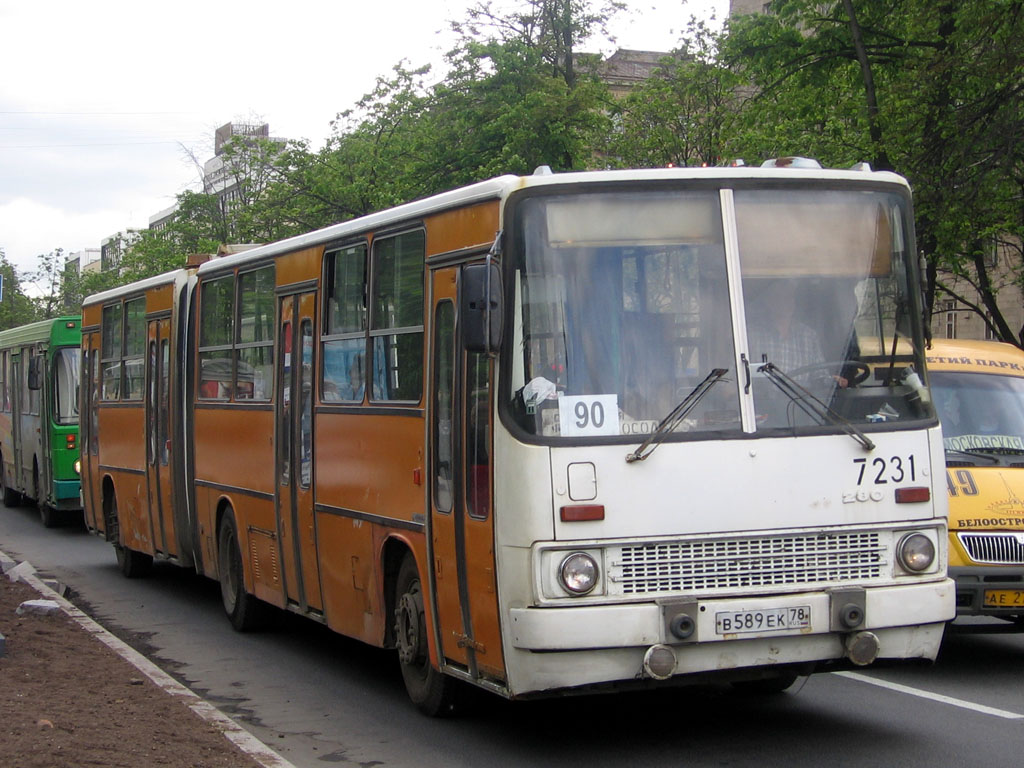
[394,554,459,716]
[217,508,266,632]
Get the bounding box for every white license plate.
[715,605,811,635]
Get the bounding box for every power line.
[0,140,193,150]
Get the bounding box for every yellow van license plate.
[983,590,1024,607]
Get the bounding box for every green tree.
[721,0,1024,343]
[607,19,742,167]
[0,250,39,331]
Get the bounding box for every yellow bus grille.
[958,533,1024,565]
[611,532,885,595]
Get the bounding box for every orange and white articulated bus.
[927,339,1024,627]
[81,161,954,714]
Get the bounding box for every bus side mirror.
[461,262,503,354]
[27,356,42,391]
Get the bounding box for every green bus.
[0,316,82,526]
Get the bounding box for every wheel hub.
[395,590,423,665]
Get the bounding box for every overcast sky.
[0,0,726,279]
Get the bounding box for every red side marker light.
[561,504,605,522]
[895,487,930,503]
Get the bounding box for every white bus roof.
[198,164,910,276]
[82,268,192,308]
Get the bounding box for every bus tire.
[394,554,459,716]
[217,508,266,632]
[116,544,153,578]
[0,461,21,507]
[731,671,800,694]
[110,492,152,577]
[39,504,58,528]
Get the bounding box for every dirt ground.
[0,574,269,768]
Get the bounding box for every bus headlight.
[897,532,935,572]
[559,552,599,595]
[74,459,81,475]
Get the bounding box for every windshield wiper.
[626,368,728,463]
[944,448,1000,465]
[758,362,875,451]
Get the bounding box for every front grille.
[958,532,1024,565]
[609,531,886,596]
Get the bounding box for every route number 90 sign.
[558,394,620,437]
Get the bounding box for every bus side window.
[466,352,490,519]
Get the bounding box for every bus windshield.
[930,370,1024,458]
[507,185,931,440]
[54,347,81,425]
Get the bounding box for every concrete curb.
[2,548,298,768]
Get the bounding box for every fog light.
[643,644,677,680]
[559,552,598,595]
[845,631,880,666]
[897,532,935,572]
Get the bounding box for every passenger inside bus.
[746,278,829,374]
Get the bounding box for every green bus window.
[54,348,81,425]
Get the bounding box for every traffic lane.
[2,504,1022,767]
[0,503,439,766]
[846,622,1024,717]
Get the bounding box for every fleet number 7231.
[853,456,917,485]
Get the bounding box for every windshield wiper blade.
[758,362,875,452]
[626,368,728,463]
[944,448,999,465]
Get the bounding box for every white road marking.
[834,671,1024,720]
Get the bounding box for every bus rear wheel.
[394,554,459,716]
[217,508,267,632]
[0,461,21,507]
[39,504,59,528]
[115,544,153,578]
[110,493,152,577]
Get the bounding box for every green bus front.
[47,320,82,511]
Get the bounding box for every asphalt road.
[3,502,1024,768]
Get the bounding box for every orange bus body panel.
[276,246,320,287]
[424,202,499,257]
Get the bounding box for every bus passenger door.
[81,339,104,533]
[428,266,505,683]
[276,292,323,614]
[145,318,175,556]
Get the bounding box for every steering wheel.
[787,360,871,386]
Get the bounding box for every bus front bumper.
[503,579,954,695]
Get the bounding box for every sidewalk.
[0,549,297,768]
